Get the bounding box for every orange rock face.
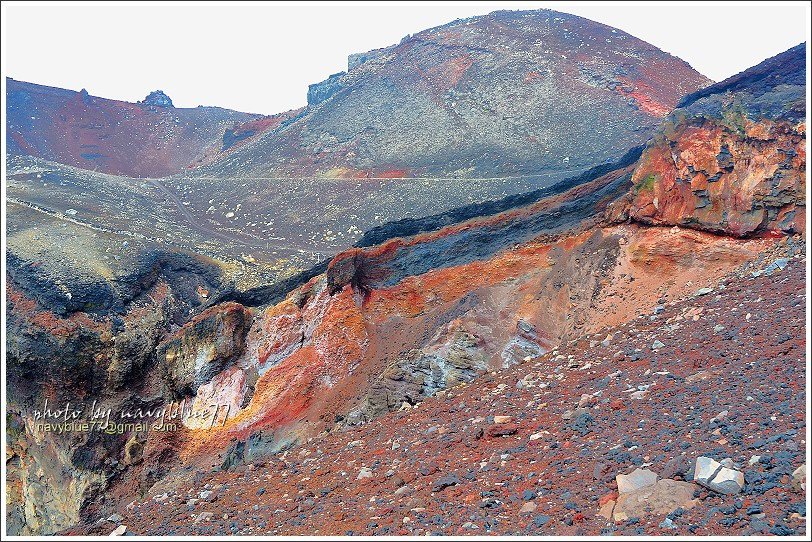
[175,222,772,459]
[613,44,806,237]
[620,115,805,236]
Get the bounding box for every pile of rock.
[599,456,748,524]
[599,468,698,523]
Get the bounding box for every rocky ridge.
[6,9,711,181]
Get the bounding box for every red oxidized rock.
[486,423,519,438]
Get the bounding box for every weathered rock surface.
[307,72,346,106]
[611,44,805,236]
[359,326,488,420]
[693,456,745,495]
[4,250,230,534]
[616,467,658,494]
[158,302,252,397]
[611,479,699,522]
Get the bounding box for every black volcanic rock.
[142,89,174,107]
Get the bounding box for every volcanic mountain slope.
[5,78,260,177]
[69,252,807,536]
[4,45,805,536]
[6,9,711,182]
[3,8,714,322]
[193,9,711,179]
[143,44,804,460]
[188,108,305,169]
[3,149,645,534]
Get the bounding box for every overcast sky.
[2,1,808,114]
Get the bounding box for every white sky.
[2,1,809,114]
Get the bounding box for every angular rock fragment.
[519,501,537,514]
[432,474,461,492]
[486,423,518,438]
[792,464,806,491]
[597,499,615,520]
[693,456,745,495]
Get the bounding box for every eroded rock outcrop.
[172,187,773,467]
[612,44,806,236]
[141,90,174,108]
[359,323,489,420]
[158,302,252,397]
[307,72,346,106]
[5,251,229,534]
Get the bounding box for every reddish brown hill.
[6,79,259,177]
[195,9,711,178]
[6,9,711,182]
